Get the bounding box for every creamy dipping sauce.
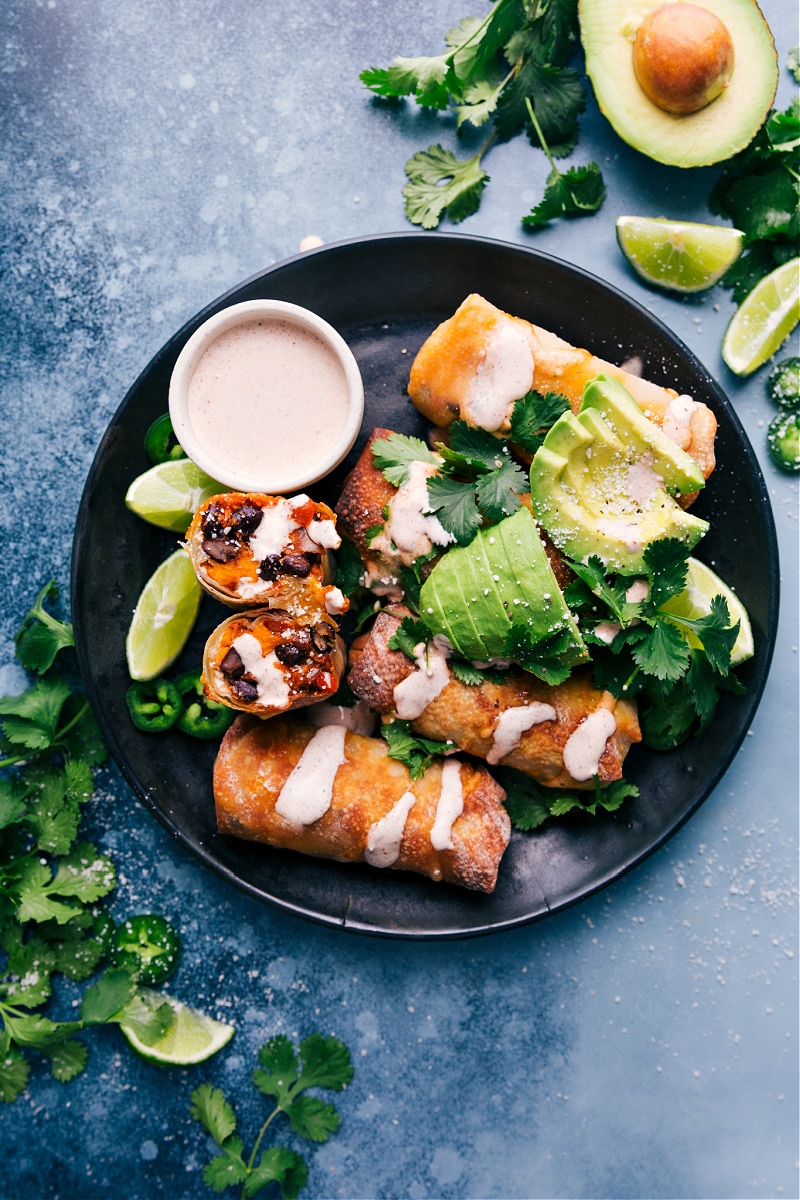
[274,724,347,825]
[430,759,464,851]
[486,702,557,765]
[562,708,617,782]
[186,318,351,489]
[393,639,451,720]
[365,790,416,868]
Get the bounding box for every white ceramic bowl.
[168,298,364,494]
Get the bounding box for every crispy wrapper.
[203,608,347,717]
[348,610,641,789]
[214,714,512,893]
[186,492,345,615]
[407,293,716,489]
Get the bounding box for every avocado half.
[579,0,778,167]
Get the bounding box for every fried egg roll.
[186,492,347,616]
[347,610,641,789]
[408,293,716,485]
[213,714,511,893]
[203,608,346,717]
[335,428,455,599]
[335,430,572,598]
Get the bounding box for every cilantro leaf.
[285,1094,340,1143]
[523,161,606,228]
[403,144,490,229]
[503,624,576,686]
[381,720,453,779]
[509,390,570,454]
[495,61,585,153]
[388,617,431,662]
[371,432,437,487]
[204,1148,249,1194]
[114,990,176,1044]
[297,1032,353,1092]
[450,659,488,686]
[252,1034,299,1106]
[0,778,28,832]
[190,1082,239,1146]
[425,474,483,544]
[80,968,137,1024]
[0,1045,30,1102]
[474,458,526,522]
[0,677,71,751]
[246,1147,308,1200]
[625,619,691,682]
[13,582,75,675]
[42,1037,88,1083]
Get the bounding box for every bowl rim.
[168,297,365,493]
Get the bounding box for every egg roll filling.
[186,492,345,613]
[203,608,345,716]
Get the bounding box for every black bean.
[231,677,259,703]
[202,538,239,563]
[258,555,282,581]
[219,647,244,679]
[232,504,262,537]
[275,641,309,666]
[281,553,312,577]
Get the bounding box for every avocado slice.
[530,375,709,573]
[419,507,588,666]
[579,0,778,167]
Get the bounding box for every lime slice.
[616,216,744,294]
[722,257,800,377]
[126,548,202,681]
[660,557,753,665]
[120,991,234,1066]
[125,459,225,533]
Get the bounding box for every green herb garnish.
[361,0,604,230]
[190,1032,353,1199]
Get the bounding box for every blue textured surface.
[1,2,797,1198]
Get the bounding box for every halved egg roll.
[213,714,511,893]
[347,610,641,789]
[185,492,347,616]
[408,293,716,485]
[203,608,346,717]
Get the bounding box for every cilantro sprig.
[0,583,220,1102]
[371,421,538,545]
[497,767,639,830]
[566,540,746,749]
[381,719,454,780]
[709,95,800,302]
[190,1033,353,1200]
[361,0,604,229]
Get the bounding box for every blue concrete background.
[1,1,797,1197]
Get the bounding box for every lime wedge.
[120,991,234,1066]
[722,257,800,377]
[126,549,202,681]
[616,216,744,294]
[660,557,753,665]
[125,459,225,533]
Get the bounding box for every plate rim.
[71,230,781,939]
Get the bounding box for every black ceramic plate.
[72,232,779,939]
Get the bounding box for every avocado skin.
[419,507,587,665]
[530,376,709,574]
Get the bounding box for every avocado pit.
[632,3,735,115]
